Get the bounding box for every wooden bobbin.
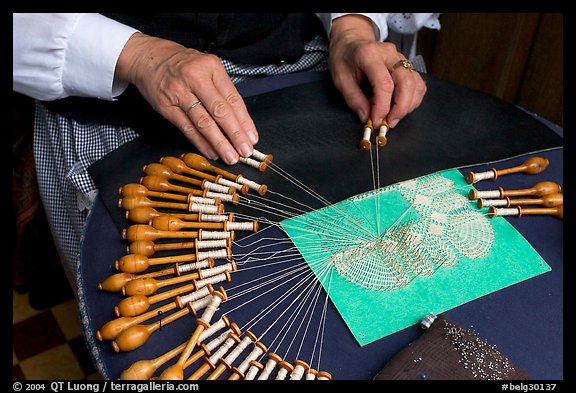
[120,341,187,380]
[188,332,241,380]
[206,330,258,380]
[376,119,389,147]
[469,181,561,200]
[126,240,197,258]
[159,288,227,380]
[488,205,563,220]
[465,157,549,184]
[358,119,373,150]
[115,253,197,274]
[244,360,264,380]
[98,266,175,292]
[316,370,333,380]
[150,215,225,232]
[250,148,273,164]
[181,319,238,375]
[204,190,240,205]
[196,247,232,265]
[121,271,201,297]
[140,175,204,196]
[112,303,195,352]
[160,156,220,183]
[115,284,213,318]
[181,153,242,182]
[125,206,200,224]
[238,156,268,172]
[275,360,295,380]
[118,183,189,202]
[228,340,268,380]
[306,368,318,380]
[256,352,283,380]
[477,193,563,209]
[144,163,208,190]
[119,195,191,212]
[236,175,268,196]
[122,224,199,242]
[289,359,310,380]
[98,294,189,341]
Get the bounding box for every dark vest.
[42,13,325,130]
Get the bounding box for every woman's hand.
[328,14,427,129]
[115,32,258,165]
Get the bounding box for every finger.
[387,71,427,128]
[365,69,394,127]
[332,71,371,122]
[163,105,218,160]
[212,70,259,145]
[183,97,242,165]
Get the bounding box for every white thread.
[473,190,502,199]
[236,175,263,191]
[362,127,372,141]
[235,344,265,374]
[190,203,220,214]
[190,295,212,314]
[275,367,289,380]
[244,364,260,380]
[306,371,316,380]
[200,213,230,222]
[195,272,229,289]
[177,259,212,274]
[189,196,217,205]
[257,357,279,380]
[198,317,228,344]
[208,336,236,365]
[217,178,244,190]
[289,363,306,380]
[491,207,521,217]
[205,191,235,203]
[223,335,253,364]
[471,170,496,182]
[177,285,212,304]
[239,156,264,169]
[378,124,388,139]
[203,181,231,194]
[317,373,330,380]
[200,230,231,240]
[197,248,229,261]
[196,239,228,249]
[204,330,232,352]
[251,148,270,162]
[225,221,256,231]
[480,198,509,207]
[201,263,234,278]
[199,293,224,323]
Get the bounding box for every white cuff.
[62,13,138,100]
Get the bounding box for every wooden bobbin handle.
[501,181,561,197]
[466,157,549,184]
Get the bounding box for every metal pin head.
[420,312,437,329]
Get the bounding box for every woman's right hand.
[115,32,259,165]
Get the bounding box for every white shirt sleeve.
[13,13,139,101]
[316,13,440,42]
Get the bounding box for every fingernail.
[248,129,259,144]
[357,110,367,123]
[374,117,384,128]
[239,143,253,158]
[388,118,400,128]
[224,150,238,165]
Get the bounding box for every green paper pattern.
[280,169,551,346]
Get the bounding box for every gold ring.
[392,59,415,72]
[187,101,202,111]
